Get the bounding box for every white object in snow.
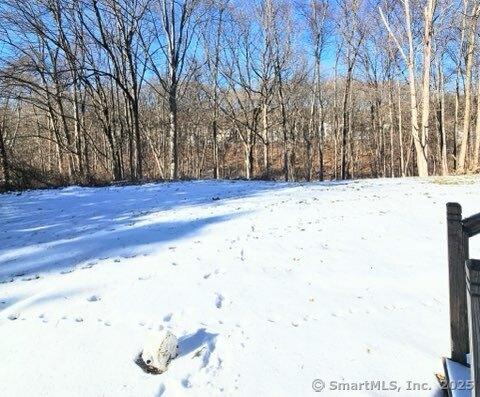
[141,330,179,373]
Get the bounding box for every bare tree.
[380,0,437,177]
[147,0,202,179]
[457,1,480,172]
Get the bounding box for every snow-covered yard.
[0,178,479,396]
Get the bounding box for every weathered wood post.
[447,202,469,364]
[466,259,480,396]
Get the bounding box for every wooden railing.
[447,203,480,395]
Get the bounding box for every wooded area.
[0,0,479,189]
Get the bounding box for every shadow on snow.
[0,179,345,279]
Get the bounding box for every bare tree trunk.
[244,132,251,180]
[333,53,339,179]
[212,117,219,179]
[437,61,448,175]
[0,123,9,189]
[397,82,405,177]
[341,74,352,180]
[277,65,290,181]
[168,89,179,179]
[262,102,270,178]
[419,0,435,170]
[388,81,395,177]
[458,4,480,172]
[453,78,461,171]
[209,3,224,179]
[380,0,434,177]
[473,76,480,169]
[318,115,325,181]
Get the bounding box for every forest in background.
[0,0,479,190]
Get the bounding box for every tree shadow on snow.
[0,213,239,279]
[0,179,355,279]
[0,288,85,321]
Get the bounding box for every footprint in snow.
[81,262,97,269]
[156,384,166,396]
[163,313,173,322]
[215,293,224,309]
[181,375,192,388]
[22,275,40,281]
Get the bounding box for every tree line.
[0,0,478,189]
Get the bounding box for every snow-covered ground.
[0,177,479,396]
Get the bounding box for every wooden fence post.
[467,259,480,396]
[447,202,470,364]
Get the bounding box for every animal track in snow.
[7,313,19,320]
[156,384,166,396]
[215,293,224,309]
[21,275,40,282]
[81,262,97,269]
[181,375,192,388]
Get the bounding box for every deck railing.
[447,203,480,396]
